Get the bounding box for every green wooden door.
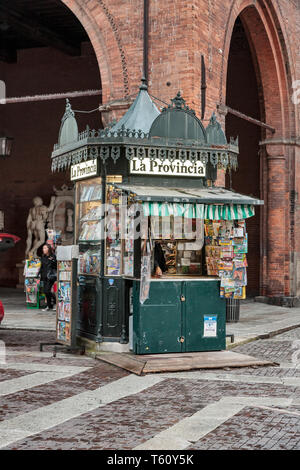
[183,280,226,352]
[133,280,182,354]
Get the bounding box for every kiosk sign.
[130,157,206,177]
[71,159,97,181]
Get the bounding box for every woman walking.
[39,243,57,311]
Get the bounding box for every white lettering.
[70,159,97,181]
[107,455,142,467]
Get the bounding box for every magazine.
[233,286,246,300]
[90,184,102,201]
[233,234,248,254]
[58,282,71,302]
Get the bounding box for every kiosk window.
[154,240,202,276]
[76,177,102,242]
[150,215,204,277]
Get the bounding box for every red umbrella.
[0,233,21,252]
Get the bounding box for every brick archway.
[220,0,294,136]
[61,0,130,104]
[221,0,297,301]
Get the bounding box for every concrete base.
[76,335,130,354]
[255,295,300,308]
[95,350,277,376]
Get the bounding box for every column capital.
[260,137,300,148]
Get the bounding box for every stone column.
[265,146,288,299]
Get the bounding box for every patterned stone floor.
[0,329,300,450]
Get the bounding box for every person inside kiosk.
[147,212,204,280]
[153,241,167,277]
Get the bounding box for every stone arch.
[61,0,130,103]
[222,0,298,300]
[219,0,295,138]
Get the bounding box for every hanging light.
[0,136,13,158]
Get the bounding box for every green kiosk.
[51,80,263,355]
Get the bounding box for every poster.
[203,315,217,337]
[24,259,41,277]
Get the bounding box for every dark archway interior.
[225,16,263,297]
[0,0,102,287]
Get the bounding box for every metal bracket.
[226,334,235,344]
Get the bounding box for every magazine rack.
[24,259,46,309]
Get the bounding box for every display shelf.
[75,177,102,243]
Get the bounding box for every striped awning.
[203,204,255,220]
[142,202,255,220]
[143,202,204,218]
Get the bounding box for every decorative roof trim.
[51,142,238,174]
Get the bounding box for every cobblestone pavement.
[0,328,300,451]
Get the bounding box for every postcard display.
[76,177,102,340]
[204,219,248,299]
[56,247,78,347]
[105,180,137,278]
[77,178,102,245]
[76,177,102,277]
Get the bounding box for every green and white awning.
[143,202,255,220]
[143,202,204,219]
[203,203,255,220]
[114,183,262,220]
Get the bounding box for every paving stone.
[187,407,300,450]
[1,328,300,449]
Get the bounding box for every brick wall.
[0,42,101,286]
[0,0,299,297]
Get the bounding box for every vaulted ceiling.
[0,0,89,62]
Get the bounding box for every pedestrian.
[39,243,57,311]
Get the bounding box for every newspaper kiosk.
[50,82,263,353]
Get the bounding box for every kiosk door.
[183,280,226,352]
[133,279,226,354]
[133,281,182,354]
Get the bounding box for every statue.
[66,208,74,233]
[25,196,56,258]
[49,185,74,244]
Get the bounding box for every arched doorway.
[0,0,103,287]
[225,16,262,297]
[223,1,294,300]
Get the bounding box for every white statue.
[25,196,56,258]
